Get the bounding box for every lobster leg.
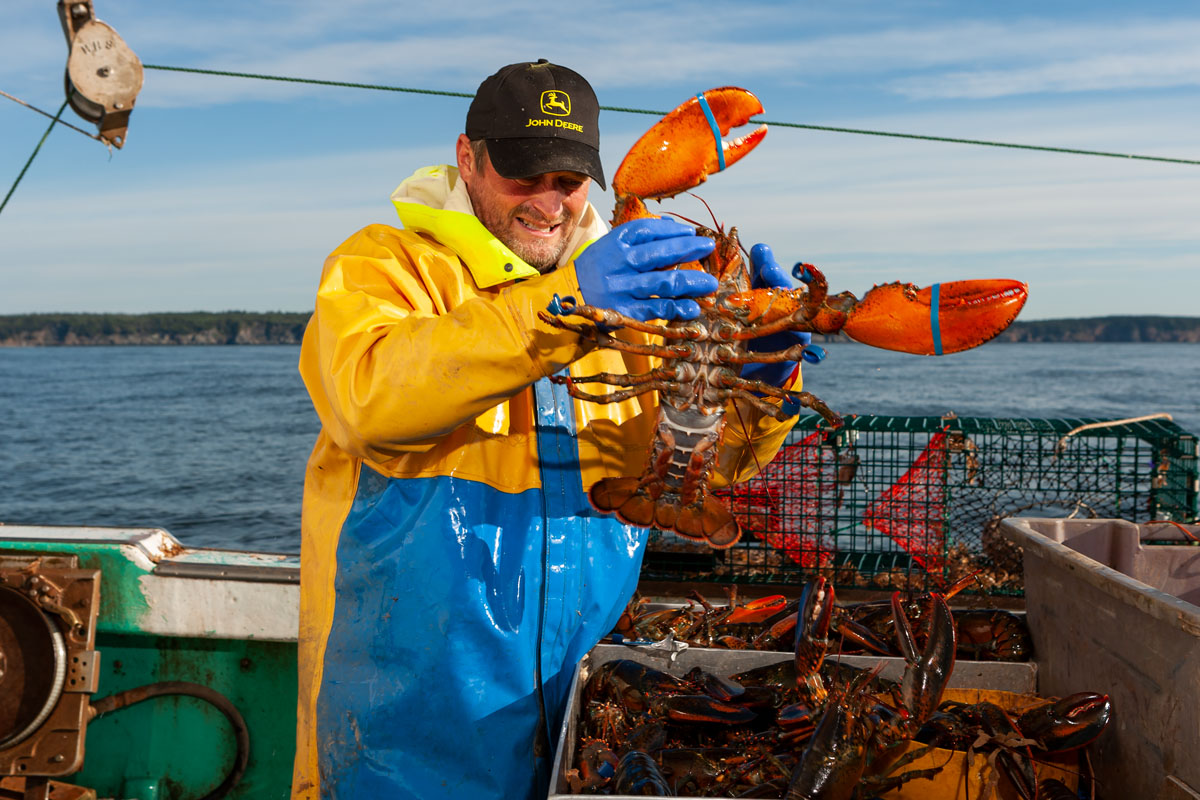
[539,304,704,340]
[539,318,693,358]
[554,380,678,405]
[714,389,795,421]
[727,314,820,341]
[719,388,842,428]
[717,342,811,365]
[715,376,843,428]
[562,368,677,387]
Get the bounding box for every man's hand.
[741,243,812,387]
[574,217,718,321]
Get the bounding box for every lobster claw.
[1016,691,1113,753]
[793,577,834,706]
[893,591,956,728]
[650,694,758,725]
[720,594,789,625]
[612,87,768,223]
[842,279,1029,355]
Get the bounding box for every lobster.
[784,576,959,799]
[538,87,1029,549]
[915,692,1112,800]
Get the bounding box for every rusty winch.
[0,553,101,800]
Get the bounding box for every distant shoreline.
[2,312,1199,346]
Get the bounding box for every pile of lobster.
[613,576,1034,663]
[568,578,1111,799]
[540,87,1028,550]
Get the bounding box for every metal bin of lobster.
[1001,517,1200,800]
[551,577,1112,799]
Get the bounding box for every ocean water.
[1,343,1197,553]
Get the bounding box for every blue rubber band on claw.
[696,93,725,172]
[801,345,827,365]
[930,283,943,355]
[546,294,577,316]
[792,263,814,284]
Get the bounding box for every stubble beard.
[468,186,580,273]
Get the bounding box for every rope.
[0,99,68,217]
[144,63,475,99]
[0,91,105,143]
[747,120,1200,165]
[144,64,1200,166]
[1054,413,1175,455]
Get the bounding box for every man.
[293,60,806,799]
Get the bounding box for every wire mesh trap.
[641,414,1199,595]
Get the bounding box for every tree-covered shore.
[0,312,310,346]
[1,312,1199,345]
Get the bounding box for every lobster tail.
[677,496,740,549]
[601,404,743,549]
[589,477,660,530]
[589,478,742,549]
[589,477,643,517]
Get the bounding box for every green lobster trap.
[641,414,1199,595]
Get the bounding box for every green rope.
[144,64,1200,166]
[144,64,474,99]
[0,99,68,217]
[747,119,1200,166]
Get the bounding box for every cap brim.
[486,137,606,191]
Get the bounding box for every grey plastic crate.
[1000,517,1200,800]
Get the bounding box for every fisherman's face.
[456,135,590,273]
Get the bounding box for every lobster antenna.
[731,402,775,508]
[688,193,749,261]
[685,191,723,231]
[663,210,705,228]
[667,199,752,264]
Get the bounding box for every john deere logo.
[540,90,571,117]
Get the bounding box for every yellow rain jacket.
[294,165,800,799]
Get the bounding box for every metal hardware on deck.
[0,554,101,778]
[153,560,301,584]
[0,776,95,799]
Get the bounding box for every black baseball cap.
[465,59,606,190]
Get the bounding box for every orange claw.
[612,87,767,224]
[843,279,1028,355]
[722,594,788,625]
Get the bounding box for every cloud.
[10,4,1200,109]
[4,2,1199,318]
[893,50,1200,100]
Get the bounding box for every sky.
[1,1,1198,321]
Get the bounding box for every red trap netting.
[643,414,1198,595]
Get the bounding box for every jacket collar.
[390,165,607,288]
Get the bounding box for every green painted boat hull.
[1,527,298,799]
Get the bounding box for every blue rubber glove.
[741,243,812,387]
[574,217,718,321]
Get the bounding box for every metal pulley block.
[57,0,143,148]
[0,554,100,778]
